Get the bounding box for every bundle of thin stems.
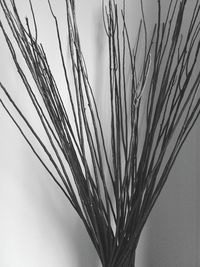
[0,0,200,266]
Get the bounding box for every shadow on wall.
[146,120,200,267]
[144,1,200,266]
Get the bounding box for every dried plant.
[0,0,200,266]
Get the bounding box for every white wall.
[0,0,145,266]
[0,1,102,266]
[0,0,199,267]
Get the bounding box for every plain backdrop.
[0,0,199,266]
